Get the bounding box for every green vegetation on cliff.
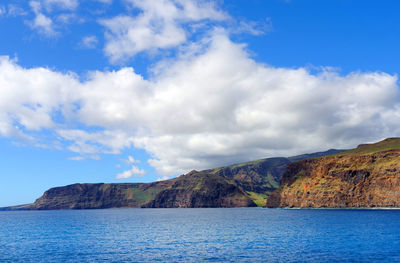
[340,138,400,155]
[143,171,256,208]
[29,182,173,210]
[1,148,345,210]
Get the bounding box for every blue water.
[1,208,400,262]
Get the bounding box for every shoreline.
[3,206,400,211]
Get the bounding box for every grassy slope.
[208,158,288,206]
[126,186,162,205]
[98,183,169,207]
[247,192,268,207]
[338,137,400,156]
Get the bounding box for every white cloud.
[156,175,170,182]
[116,164,146,179]
[7,4,28,17]
[57,13,83,24]
[41,0,78,11]
[233,18,273,36]
[81,35,98,48]
[127,156,140,164]
[56,129,134,155]
[28,1,57,36]
[68,156,85,161]
[32,13,56,36]
[68,155,100,161]
[100,0,227,62]
[115,155,140,172]
[26,0,84,36]
[0,31,400,178]
[0,56,78,138]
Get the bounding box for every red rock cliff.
[267,138,400,208]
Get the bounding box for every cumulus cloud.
[28,1,57,36]
[56,129,134,155]
[0,31,399,178]
[0,56,78,137]
[116,164,146,179]
[31,13,55,35]
[81,35,98,48]
[27,0,83,36]
[100,0,227,62]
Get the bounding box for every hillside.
[1,148,344,210]
[146,149,345,207]
[267,138,400,208]
[143,170,256,208]
[19,181,173,210]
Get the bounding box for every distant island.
[2,138,400,210]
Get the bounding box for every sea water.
[1,208,400,262]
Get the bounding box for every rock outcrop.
[267,138,400,208]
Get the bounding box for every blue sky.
[1,0,400,206]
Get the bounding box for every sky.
[1,0,400,206]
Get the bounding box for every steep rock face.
[201,149,345,206]
[1,148,345,210]
[30,182,172,209]
[267,139,400,208]
[208,157,290,194]
[143,171,256,208]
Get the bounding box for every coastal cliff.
[14,171,256,209]
[1,149,344,210]
[27,181,173,209]
[267,138,400,208]
[143,170,256,208]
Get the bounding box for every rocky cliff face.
[1,148,345,210]
[143,171,256,208]
[28,181,172,209]
[208,157,290,194]
[267,138,400,208]
[24,171,256,209]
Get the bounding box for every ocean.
[1,208,400,262]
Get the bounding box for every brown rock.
[267,142,400,208]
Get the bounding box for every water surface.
[1,208,400,262]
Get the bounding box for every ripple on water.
[1,208,400,262]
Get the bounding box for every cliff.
[267,138,400,208]
[208,157,290,194]
[8,171,256,210]
[145,149,344,208]
[143,170,256,208]
[1,149,344,210]
[25,181,173,210]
